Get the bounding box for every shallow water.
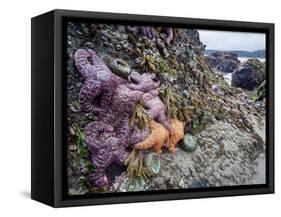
[223,73,232,86]
[222,72,257,99]
[238,57,265,63]
[244,89,257,98]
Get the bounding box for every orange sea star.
[134,119,185,153]
[168,119,185,153]
[134,120,169,153]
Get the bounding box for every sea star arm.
[126,26,139,35]
[141,26,155,39]
[74,49,97,78]
[134,121,169,153]
[78,79,102,113]
[164,28,173,45]
[129,71,143,83]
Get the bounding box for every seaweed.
[209,73,229,91]
[139,55,156,72]
[129,99,152,129]
[156,56,176,75]
[75,125,94,174]
[125,149,151,181]
[150,50,178,76]
[68,125,95,193]
[158,57,170,73]
[253,80,266,102]
[159,82,195,122]
[177,105,195,122]
[244,58,265,77]
[159,82,182,119]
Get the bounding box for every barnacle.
[191,109,213,133]
[156,56,176,75]
[196,55,212,72]
[155,38,169,58]
[129,99,152,129]
[191,93,205,113]
[125,149,151,181]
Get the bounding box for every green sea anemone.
[144,152,161,175]
[180,134,198,153]
[126,176,146,192]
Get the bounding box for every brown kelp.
[129,99,152,129]
[125,149,151,181]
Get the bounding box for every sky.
[198,30,266,51]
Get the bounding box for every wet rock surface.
[205,52,240,73]
[66,22,266,195]
[232,58,265,91]
[232,67,260,90]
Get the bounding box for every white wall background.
[0,0,279,215]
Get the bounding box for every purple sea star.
[127,71,160,93]
[126,26,155,39]
[74,49,126,113]
[84,84,150,187]
[141,92,171,132]
[74,49,171,187]
[160,28,174,45]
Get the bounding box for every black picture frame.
[31,9,274,207]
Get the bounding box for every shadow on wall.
[19,191,31,199]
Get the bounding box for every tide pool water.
[238,57,265,63]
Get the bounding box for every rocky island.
[205,51,240,73]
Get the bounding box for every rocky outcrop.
[205,51,240,73]
[241,58,265,79]
[66,22,266,195]
[232,58,265,91]
[232,67,260,90]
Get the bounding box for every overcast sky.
[198,30,265,51]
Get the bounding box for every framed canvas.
[31,9,274,207]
